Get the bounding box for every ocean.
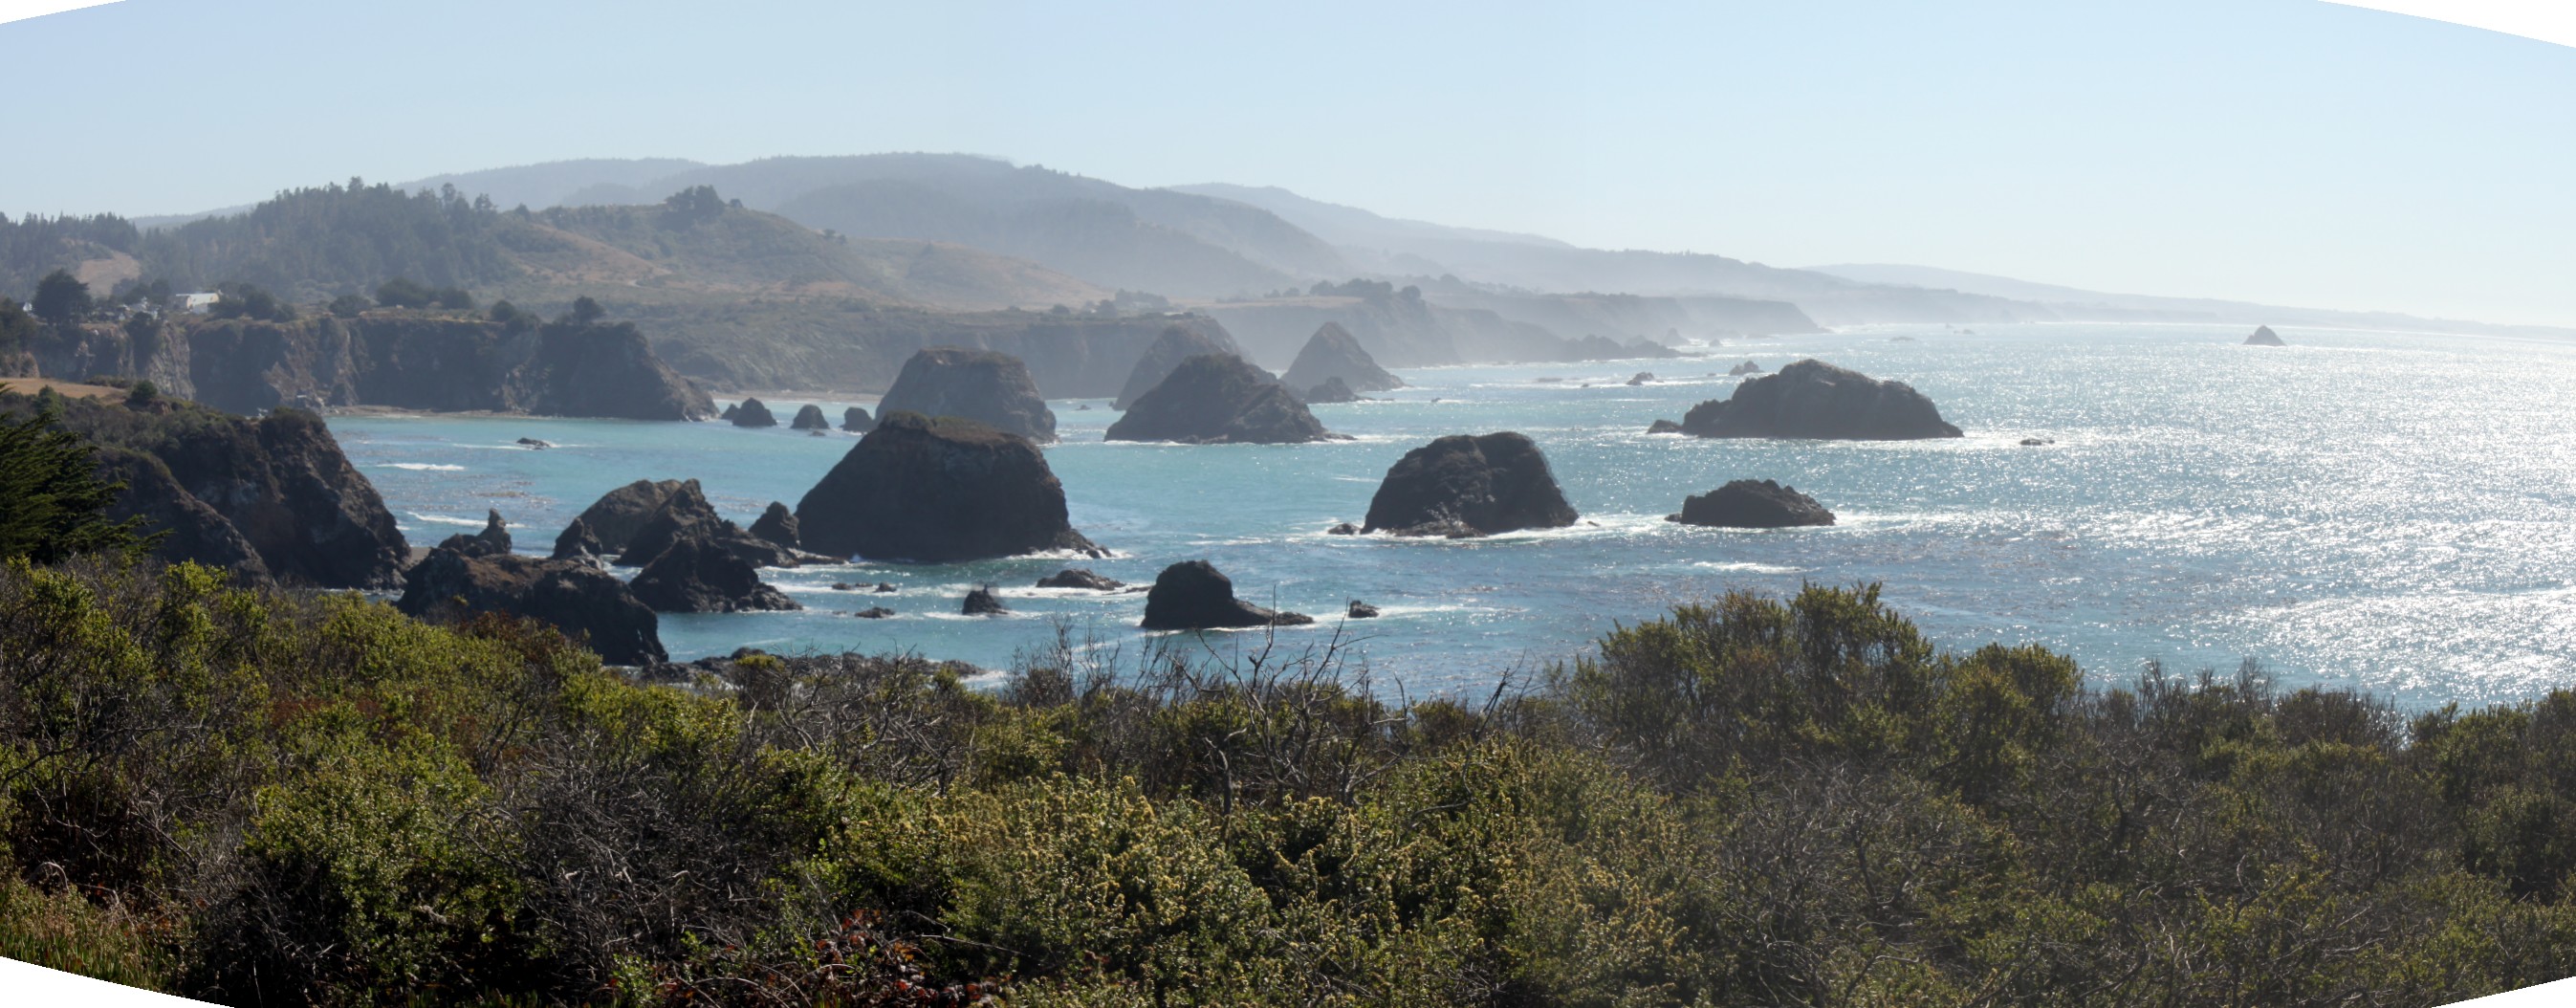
[329,322,2576,708]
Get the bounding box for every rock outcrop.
[1672,360,1961,440]
[2245,325,2287,346]
[1115,324,1252,409]
[748,502,799,550]
[1667,480,1837,528]
[730,398,778,427]
[615,481,802,569]
[1279,322,1404,395]
[1347,601,1380,619]
[556,479,689,559]
[1302,377,1362,404]
[963,587,1008,616]
[841,406,875,433]
[1728,361,1763,376]
[438,510,513,558]
[1626,372,1655,386]
[27,394,411,589]
[790,404,831,429]
[1105,354,1335,445]
[1362,432,1579,537]
[397,546,665,665]
[794,412,1102,562]
[1140,560,1313,630]
[1646,419,1684,435]
[94,448,273,583]
[876,348,1057,443]
[627,536,801,613]
[1036,568,1124,590]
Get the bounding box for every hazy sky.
[1,0,2568,324]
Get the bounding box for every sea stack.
[730,398,777,427]
[1670,360,1961,440]
[1105,354,1335,445]
[794,412,1102,562]
[1728,361,1764,376]
[1667,480,1837,528]
[2245,326,2287,346]
[1115,324,1250,410]
[841,406,875,433]
[555,479,689,559]
[789,404,831,429]
[1140,560,1314,630]
[1362,432,1579,537]
[1279,322,1404,394]
[876,347,1058,443]
[1303,377,1362,404]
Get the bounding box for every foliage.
[376,276,477,312]
[31,270,93,325]
[3,570,2576,1006]
[133,179,517,298]
[207,281,296,322]
[0,213,137,302]
[0,405,151,563]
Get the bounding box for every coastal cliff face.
[28,314,710,419]
[640,303,1238,400]
[11,392,411,588]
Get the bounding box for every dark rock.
[851,606,895,619]
[95,448,273,584]
[808,429,827,437]
[559,479,689,557]
[516,437,552,449]
[1626,372,1655,386]
[617,481,803,569]
[1279,322,1404,394]
[627,535,801,613]
[1667,479,1837,529]
[1326,522,1361,536]
[2245,325,2287,346]
[439,510,513,558]
[2019,437,2054,447]
[749,501,799,550]
[841,406,875,433]
[1362,432,1579,537]
[720,404,739,422]
[1037,568,1124,590]
[1679,360,1961,440]
[1346,600,1380,619]
[831,582,858,591]
[552,516,605,564]
[731,398,777,427]
[875,582,898,593]
[790,404,831,429]
[1116,324,1253,410]
[1303,377,1363,404]
[877,347,1057,443]
[1107,354,1335,445]
[1139,560,1313,630]
[795,412,1102,562]
[1728,361,1764,376]
[1647,419,1684,435]
[963,587,1008,616]
[397,547,665,665]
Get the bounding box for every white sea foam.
[381,463,467,471]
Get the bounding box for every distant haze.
[0,0,2568,325]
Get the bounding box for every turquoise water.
[331,323,2576,707]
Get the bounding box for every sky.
[0,0,2569,325]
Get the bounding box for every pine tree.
[0,403,152,563]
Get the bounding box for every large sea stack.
[1115,324,1251,410]
[1104,354,1335,445]
[789,404,831,429]
[1668,480,1837,528]
[397,547,665,665]
[794,412,1102,562]
[1140,560,1313,630]
[1362,432,1579,537]
[876,347,1058,443]
[1279,322,1404,394]
[2245,326,2287,346]
[1670,360,1961,440]
[730,398,777,427]
[554,479,689,559]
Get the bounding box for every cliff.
[640,302,1237,400]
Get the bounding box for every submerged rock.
[851,606,895,619]
[1279,322,1404,394]
[1116,324,1252,410]
[1106,354,1335,445]
[730,398,777,427]
[795,412,1102,562]
[877,347,1057,443]
[1679,360,1961,440]
[397,547,665,665]
[789,404,831,429]
[1140,560,1313,630]
[1326,522,1362,536]
[1647,419,1684,435]
[841,406,875,433]
[1668,480,1837,529]
[963,587,1008,616]
[627,535,801,613]
[1363,432,1579,537]
[516,437,552,449]
[2245,325,2287,346]
[1037,568,1124,591]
